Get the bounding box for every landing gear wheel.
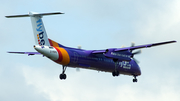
[59,74,67,80]
[133,75,138,82]
[59,66,67,80]
[112,71,116,76]
[116,71,119,76]
[112,71,119,77]
[59,74,63,79]
[133,78,137,82]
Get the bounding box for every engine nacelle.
[104,49,132,61]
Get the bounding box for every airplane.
[6,12,176,82]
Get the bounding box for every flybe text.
[36,19,45,45]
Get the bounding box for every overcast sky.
[0,0,180,101]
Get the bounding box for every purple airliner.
[6,12,176,82]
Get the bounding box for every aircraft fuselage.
[34,45,141,76]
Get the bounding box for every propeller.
[77,45,81,49]
[129,42,142,64]
[131,42,135,47]
[133,58,140,64]
[132,50,142,56]
[121,45,125,48]
[130,42,135,52]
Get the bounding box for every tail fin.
[6,12,64,46]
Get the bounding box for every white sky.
[0,0,180,101]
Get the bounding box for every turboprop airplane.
[6,12,176,82]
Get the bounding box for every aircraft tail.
[6,12,64,46]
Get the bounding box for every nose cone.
[132,59,141,76]
[137,66,141,76]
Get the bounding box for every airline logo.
[36,19,45,45]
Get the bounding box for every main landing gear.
[59,66,67,80]
[112,59,120,77]
[112,59,138,83]
[112,71,119,76]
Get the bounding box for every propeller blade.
[131,42,135,47]
[130,42,141,64]
[78,45,81,49]
[133,58,140,64]
[121,45,125,48]
[130,42,135,52]
[132,50,142,55]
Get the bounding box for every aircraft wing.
[114,40,176,52]
[8,52,41,56]
[92,40,176,54]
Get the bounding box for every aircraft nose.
[137,66,141,76]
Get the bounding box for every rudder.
[30,12,49,46]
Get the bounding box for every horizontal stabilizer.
[8,52,41,56]
[5,12,64,18]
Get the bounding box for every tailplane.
[6,12,64,46]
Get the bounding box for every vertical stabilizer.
[5,11,64,46]
[29,12,50,46]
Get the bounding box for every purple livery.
[6,11,176,82]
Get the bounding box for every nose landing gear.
[133,75,138,82]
